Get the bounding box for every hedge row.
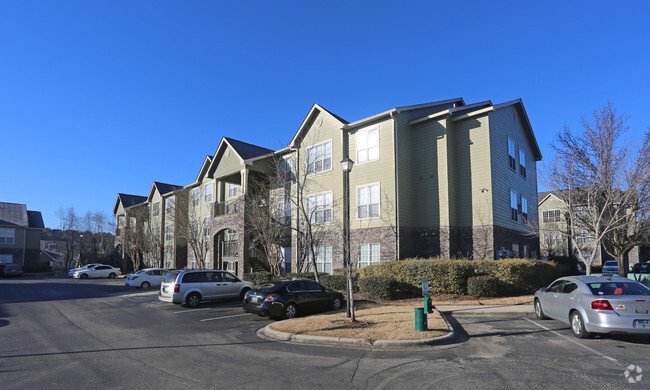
[358,258,561,297]
[243,271,354,292]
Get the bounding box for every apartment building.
[114,97,542,278]
[0,202,49,271]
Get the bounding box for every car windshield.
[134,270,145,274]
[163,271,179,283]
[587,282,650,296]
[604,261,618,266]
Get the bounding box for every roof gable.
[493,99,542,161]
[289,104,348,148]
[113,193,148,215]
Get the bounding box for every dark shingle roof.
[153,182,183,196]
[118,193,148,207]
[27,211,45,229]
[224,137,274,160]
[538,191,554,204]
[319,106,349,124]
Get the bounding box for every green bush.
[243,271,280,286]
[319,274,348,291]
[467,275,503,297]
[359,276,398,300]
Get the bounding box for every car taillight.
[244,290,253,297]
[264,294,279,302]
[174,284,180,293]
[132,276,138,280]
[591,299,614,310]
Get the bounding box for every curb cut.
[259,310,457,349]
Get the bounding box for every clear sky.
[1,1,649,229]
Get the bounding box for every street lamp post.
[341,157,354,320]
[79,234,84,266]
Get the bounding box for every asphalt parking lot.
[1,276,649,389]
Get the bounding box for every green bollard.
[415,307,427,331]
[424,296,432,314]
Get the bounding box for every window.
[203,217,211,237]
[358,244,380,268]
[510,190,518,222]
[519,149,527,178]
[307,246,332,274]
[278,201,291,224]
[0,228,15,244]
[546,231,562,247]
[0,254,13,264]
[307,140,332,174]
[280,247,291,273]
[166,198,174,215]
[165,225,174,241]
[357,126,379,163]
[508,138,516,170]
[152,202,160,217]
[279,157,293,182]
[228,183,239,198]
[307,192,333,223]
[576,230,590,245]
[542,209,562,223]
[521,197,528,223]
[192,188,200,207]
[204,183,213,202]
[357,184,379,219]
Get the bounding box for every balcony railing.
[214,199,239,217]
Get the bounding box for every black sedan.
[243,279,343,319]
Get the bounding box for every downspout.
[390,111,400,260]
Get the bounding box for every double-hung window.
[166,198,174,215]
[508,138,516,171]
[204,183,213,202]
[519,149,527,178]
[510,190,518,222]
[357,126,379,163]
[357,184,379,219]
[0,228,15,244]
[307,192,332,223]
[307,141,332,174]
[308,246,332,274]
[358,243,380,268]
[542,210,561,223]
[203,217,211,237]
[277,201,291,224]
[165,225,174,241]
[521,197,528,223]
[191,188,200,207]
[152,202,160,217]
[228,183,239,198]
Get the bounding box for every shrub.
[243,271,280,286]
[319,274,348,291]
[359,276,398,300]
[467,275,503,297]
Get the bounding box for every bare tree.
[546,103,650,274]
[56,207,80,268]
[173,191,212,270]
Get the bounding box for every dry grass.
[429,294,534,306]
[270,301,448,341]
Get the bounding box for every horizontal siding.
[489,105,538,232]
[214,149,243,178]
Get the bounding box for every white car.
[73,265,121,279]
[68,263,101,277]
[125,268,169,289]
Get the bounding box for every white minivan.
[159,269,253,307]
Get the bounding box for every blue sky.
[1,1,649,229]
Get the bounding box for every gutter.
[390,111,400,260]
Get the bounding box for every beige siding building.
[114,97,542,277]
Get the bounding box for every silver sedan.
[534,275,650,338]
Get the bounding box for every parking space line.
[200,313,250,322]
[173,308,211,314]
[523,318,619,363]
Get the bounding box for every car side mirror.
[540,288,547,293]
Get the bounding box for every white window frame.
[203,217,211,237]
[543,209,562,223]
[152,202,160,217]
[358,243,380,268]
[227,183,239,199]
[166,198,174,215]
[306,140,332,175]
[277,200,291,224]
[508,137,516,171]
[165,225,174,241]
[519,149,527,178]
[357,183,380,219]
[521,197,528,223]
[204,183,213,203]
[356,125,379,163]
[510,190,518,222]
[0,228,15,244]
[191,188,200,207]
[307,192,333,224]
[308,246,332,274]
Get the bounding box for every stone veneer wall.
[493,225,539,259]
[398,227,442,259]
[210,197,247,278]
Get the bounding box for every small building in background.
[0,202,51,272]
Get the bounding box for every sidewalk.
[260,303,535,348]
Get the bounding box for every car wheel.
[240,288,251,300]
[108,273,116,279]
[80,273,88,279]
[141,281,150,289]
[283,303,297,319]
[570,311,591,339]
[185,293,201,308]
[332,297,342,310]
[534,299,549,320]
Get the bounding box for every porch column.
[240,168,248,195]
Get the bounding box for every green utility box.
[415,307,427,331]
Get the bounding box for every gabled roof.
[493,99,542,161]
[113,193,148,215]
[146,182,184,202]
[223,137,274,160]
[289,104,350,147]
[188,155,213,188]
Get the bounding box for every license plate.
[634,320,649,328]
[636,310,649,314]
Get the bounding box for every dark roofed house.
[0,202,50,271]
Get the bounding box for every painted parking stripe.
[173,308,211,314]
[200,313,251,322]
[524,317,618,363]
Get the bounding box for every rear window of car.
[163,271,180,283]
[604,261,618,266]
[587,282,650,296]
[182,272,205,283]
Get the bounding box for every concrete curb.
[259,310,457,349]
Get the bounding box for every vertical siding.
[489,105,538,231]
